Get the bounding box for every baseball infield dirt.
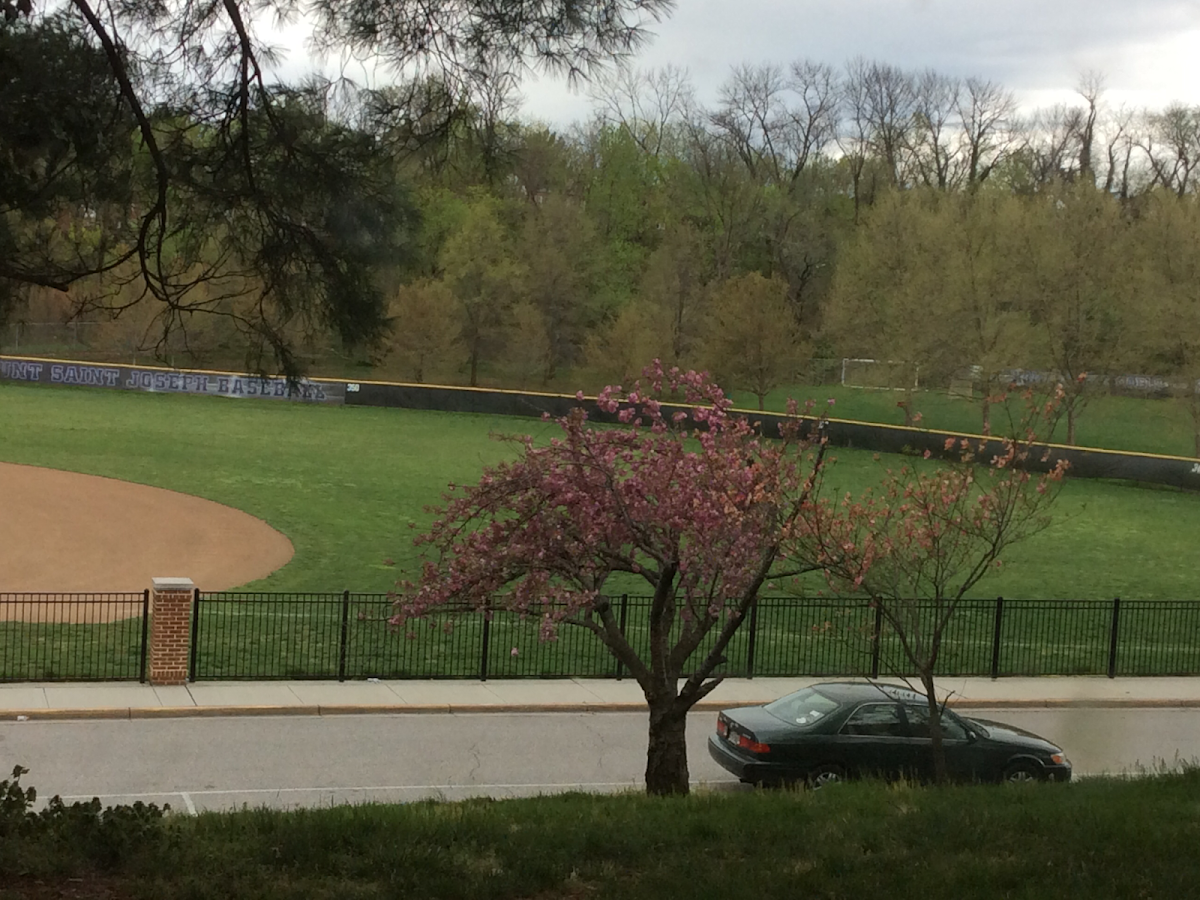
[0,462,294,601]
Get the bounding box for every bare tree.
[844,58,917,187]
[907,69,961,190]
[1140,104,1200,197]
[784,60,843,180]
[709,60,840,187]
[710,63,792,185]
[1074,71,1106,183]
[956,77,1018,187]
[1098,106,1139,200]
[590,64,695,158]
[1020,105,1085,187]
[839,58,914,218]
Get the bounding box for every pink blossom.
[402,361,1067,794]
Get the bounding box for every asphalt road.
[1,708,1198,813]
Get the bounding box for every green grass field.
[728,383,1200,458]
[2,380,1199,601]
[4,379,1200,682]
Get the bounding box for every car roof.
[805,681,927,705]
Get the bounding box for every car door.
[832,702,916,780]
[901,704,977,781]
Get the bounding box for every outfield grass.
[5,769,1200,899]
[728,383,1199,458]
[2,381,1199,601]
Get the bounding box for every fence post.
[745,598,759,679]
[479,609,491,681]
[870,603,883,679]
[990,597,1005,680]
[338,590,351,682]
[146,577,196,686]
[188,588,201,682]
[138,589,150,683]
[1107,597,1121,679]
[614,594,629,679]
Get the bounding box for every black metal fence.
[4,590,1200,683]
[188,592,1200,682]
[0,591,149,682]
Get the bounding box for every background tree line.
[6,26,1200,446]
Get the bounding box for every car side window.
[904,705,968,741]
[840,703,905,737]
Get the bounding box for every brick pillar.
[149,577,195,686]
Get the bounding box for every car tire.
[1003,760,1043,784]
[807,763,846,789]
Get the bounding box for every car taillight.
[1050,753,1066,765]
[716,717,728,737]
[737,734,770,754]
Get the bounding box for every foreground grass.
[4,771,1200,899]
[1,382,1199,599]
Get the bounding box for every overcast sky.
[514,0,1200,125]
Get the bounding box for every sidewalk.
[4,676,1200,721]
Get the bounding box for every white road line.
[180,792,197,815]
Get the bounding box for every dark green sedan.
[708,681,1072,787]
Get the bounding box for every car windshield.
[763,688,841,727]
[962,717,990,738]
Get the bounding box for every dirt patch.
[0,462,294,601]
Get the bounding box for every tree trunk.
[1066,403,1077,446]
[645,700,690,796]
[920,671,948,784]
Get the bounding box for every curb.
[6,697,1200,721]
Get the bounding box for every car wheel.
[807,764,846,789]
[1003,761,1042,784]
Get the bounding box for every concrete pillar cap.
[152,577,196,590]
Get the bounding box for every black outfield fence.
[0,591,149,682]
[5,590,1200,683]
[343,378,1200,492]
[7,353,1200,491]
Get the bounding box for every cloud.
[520,0,1200,123]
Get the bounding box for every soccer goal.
[840,358,920,391]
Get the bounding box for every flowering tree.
[400,364,829,796]
[798,387,1069,782]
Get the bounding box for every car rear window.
[763,688,841,727]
